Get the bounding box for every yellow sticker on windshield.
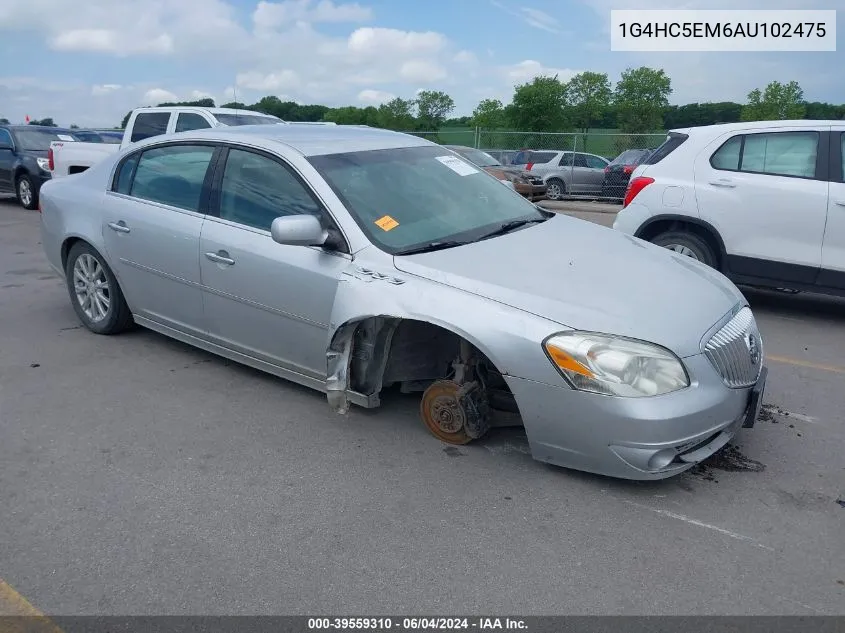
[375,215,399,231]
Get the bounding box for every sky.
[0,0,842,128]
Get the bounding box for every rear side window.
[175,113,212,132]
[644,133,688,165]
[129,144,216,212]
[711,131,819,178]
[131,112,171,143]
[113,154,139,194]
[558,153,574,167]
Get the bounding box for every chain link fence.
[402,128,668,201]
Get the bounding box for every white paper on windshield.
[436,155,478,176]
[57,134,75,141]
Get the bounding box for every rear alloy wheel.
[16,174,38,210]
[651,231,717,269]
[545,178,566,201]
[65,242,133,335]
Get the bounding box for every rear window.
[644,133,689,165]
[131,112,170,143]
[610,149,651,166]
[512,151,557,165]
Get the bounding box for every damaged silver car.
[39,124,767,480]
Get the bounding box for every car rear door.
[820,127,845,290]
[102,142,217,334]
[199,145,350,380]
[694,126,829,285]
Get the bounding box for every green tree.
[376,97,416,130]
[741,80,806,121]
[220,101,249,109]
[470,98,505,129]
[29,117,57,126]
[508,75,568,132]
[566,71,612,133]
[157,98,215,108]
[613,66,672,133]
[0,118,9,124]
[70,124,79,129]
[414,90,455,130]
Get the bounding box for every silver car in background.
[39,124,767,480]
[511,150,610,200]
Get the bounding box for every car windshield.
[449,147,501,167]
[14,128,77,150]
[215,113,284,126]
[611,149,651,165]
[308,145,547,254]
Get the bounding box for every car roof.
[168,123,432,157]
[670,120,842,136]
[2,124,77,133]
[139,106,280,118]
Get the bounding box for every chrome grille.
[704,307,763,388]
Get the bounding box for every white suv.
[613,120,845,297]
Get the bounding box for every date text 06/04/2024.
[307,617,528,630]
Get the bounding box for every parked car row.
[37,117,772,481]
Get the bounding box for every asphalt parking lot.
[1,197,843,616]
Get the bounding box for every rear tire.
[545,178,566,201]
[16,174,38,210]
[65,242,133,335]
[651,231,717,269]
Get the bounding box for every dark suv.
[0,125,80,209]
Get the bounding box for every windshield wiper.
[475,215,549,241]
[394,240,469,256]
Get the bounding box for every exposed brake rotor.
[420,379,490,445]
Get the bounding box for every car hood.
[392,214,744,358]
[483,165,532,179]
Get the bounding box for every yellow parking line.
[767,354,845,375]
[0,579,64,633]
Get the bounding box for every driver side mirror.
[0,141,12,151]
[270,214,329,247]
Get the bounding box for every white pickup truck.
[49,106,291,178]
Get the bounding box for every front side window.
[308,145,546,254]
[0,129,12,147]
[131,112,171,143]
[128,145,216,212]
[585,155,608,169]
[175,113,212,132]
[218,148,323,231]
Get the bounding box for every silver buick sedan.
[39,124,767,480]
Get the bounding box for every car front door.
[583,154,609,193]
[820,128,845,290]
[102,142,218,334]
[694,127,829,286]
[0,128,15,193]
[199,146,350,380]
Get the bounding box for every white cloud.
[92,84,122,96]
[236,70,301,91]
[490,1,562,33]
[454,50,477,64]
[400,60,448,83]
[357,89,395,104]
[501,60,579,84]
[253,0,372,30]
[142,88,179,105]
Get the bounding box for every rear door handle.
[108,221,130,233]
[708,178,736,188]
[205,251,235,266]
[835,200,845,207]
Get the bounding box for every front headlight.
[543,331,689,397]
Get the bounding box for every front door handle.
[205,251,235,266]
[708,178,736,188]
[835,200,845,207]
[108,221,130,233]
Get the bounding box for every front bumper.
[505,354,767,480]
[514,183,547,201]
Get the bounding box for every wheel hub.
[429,392,466,434]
